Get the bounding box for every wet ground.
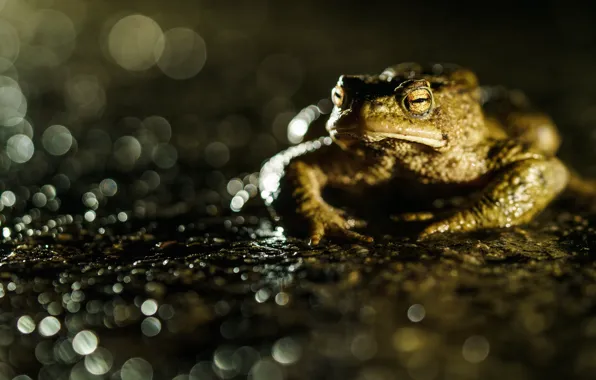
[1,200,596,380]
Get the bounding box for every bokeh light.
[65,74,106,118]
[121,357,153,380]
[16,315,35,334]
[157,27,207,80]
[85,347,114,375]
[407,304,426,323]
[42,124,73,156]
[0,20,20,63]
[108,14,164,71]
[22,9,77,66]
[462,335,490,363]
[0,76,26,126]
[72,330,99,355]
[141,317,162,337]
[38,316,60,337]
[6,134,34,163]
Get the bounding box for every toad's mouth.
[329,121,446,149]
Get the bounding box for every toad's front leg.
[419,156,569,239]
[273,143,396,245]
[285,159,372,245]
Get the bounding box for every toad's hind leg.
[502,112,561,156]
[420,157,569,239]
[482,87,561,156]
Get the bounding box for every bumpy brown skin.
[270,63,570,244]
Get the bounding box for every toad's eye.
[331,85,346,108]
[402,87,434,117]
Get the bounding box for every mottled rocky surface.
[1,202,595,380]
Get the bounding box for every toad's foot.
[303,203,372,245]
[417,157,568,240]
[417,214,474,240]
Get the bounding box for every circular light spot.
[82,192,98,208]
[112,283,123,294]
[65,74,106,118]
[143,116,171,142]
[189,362,215,380]
[0,76,27,127]
[0,57,18,81]
[204,142,229,168]
[17,315,35,334]
[255,288,270,303]
[141,170,161,190]
[407,304,426,323]
[41,184,57,200]
[84,347,113,375]
[140,299,158,316]
[392,327,425,353]
[151,143,177,169]
[32,192,47,207]
[113,136,142,168]
[288,118,308,144]
[13,375,32,380]
[157,28,207,80]
[230,195,245,212]
[6,134,34,163]
[121,357,153,380]
[1,191,15,207]
[24,10,76,64]
[108,15,164,71]
[350,333,377,361]
[275,292,289,306]
[72,330,98,355]
[54,338,77,364]
[84,210,96,222]
[140,317,161,337]
[462,335,490,363]
[172,376,190,380]
[38,316,60,337]
[42,125,73,156]
[226,179,244,196]
[0,21,20,63]
[0,326,13,346]
[213,346,239,378]
[0,362,14,379]
[99,178,118,196]
[272,337,302,365]
[249,359,283,380]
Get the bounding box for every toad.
[259,63,589,244]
